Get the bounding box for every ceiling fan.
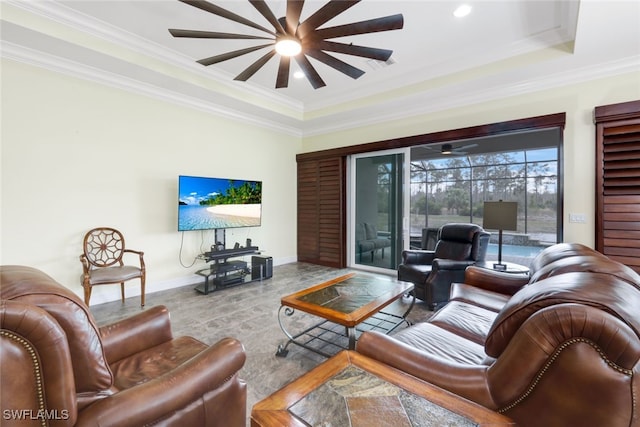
[417,143,479,156]
[169,0,404,89]
[440,143,478,155]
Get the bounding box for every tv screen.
[178,175,262,231]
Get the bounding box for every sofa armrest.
[357,331,496,408]
[432,258,475,271]
[76,337,247,427]
[401,250,436,265]
[463,266,529,296]
[100,305,173,365]
[487,304,640,422]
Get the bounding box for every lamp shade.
[483,201,517,231]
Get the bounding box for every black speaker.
[251,255,273,280]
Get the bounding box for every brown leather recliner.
[0,265,247,427]
[397,223,490,309]
[359,243,640,427]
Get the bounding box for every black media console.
[195,245,272,295]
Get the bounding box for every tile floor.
[90,262,435,425]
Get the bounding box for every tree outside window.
[410,147,558,263]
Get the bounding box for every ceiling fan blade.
[295,55,326,89]
[235,49,277,81]
[297,0,361,39]
[178,0,274,36]
[305,50,364,80]
[313,40,393,61]
[169,29,272,40]
[249,0,286,35]
[314,14,404,39]
[458,143,479,150]
[276,56,291,88]
[286,0,304,36]
[197,43,273,66]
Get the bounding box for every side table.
[251,350,514,426]
[475,260,530,275]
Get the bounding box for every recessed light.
[453,4,472,18]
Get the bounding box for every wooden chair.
[80,227,146,306]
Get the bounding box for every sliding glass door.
[349,150,408,272]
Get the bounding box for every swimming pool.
[487,243,545,258]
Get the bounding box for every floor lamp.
[483,201,518,271]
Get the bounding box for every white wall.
[301,71,640,248]
[3,56,639,304]
[1,59,300,305]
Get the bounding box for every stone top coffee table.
[276,273,414,358]
[252,350,514,426]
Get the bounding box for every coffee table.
[252,350,514,426]
[276,273,414,358]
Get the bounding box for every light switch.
[569,213,587,223]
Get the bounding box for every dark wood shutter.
[595,100,640,273]
[297,157,345,268]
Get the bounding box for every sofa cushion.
[355,223,366,242]
[485,272,640,358]
[372,237,391,249]
[358,240,375,252]
[528,242,602,277]
[391,322,487,365]
[110,336,208,390]
[449,282,512,312]
[434,241,472,261]
[530,254,640,288]
[438,223,481,243]
[364,223,378,240]
[428,301,499,345]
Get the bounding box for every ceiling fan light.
[275,36,301,56]
[441,144,453,154]
[453,4,472,18]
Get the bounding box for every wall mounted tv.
[178,175,262,231]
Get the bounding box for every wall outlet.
[569,213,587,223]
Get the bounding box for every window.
[410,132,560,264]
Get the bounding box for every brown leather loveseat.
[358,243,640,427]
[0,265,247,427]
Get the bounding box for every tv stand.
[194,245,265,295]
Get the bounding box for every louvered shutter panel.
[595,100,640,273]
[297,157,345,268]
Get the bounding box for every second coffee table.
[276,273,414,358]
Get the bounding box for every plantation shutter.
[594,100,640,273]
[297,156,345,268]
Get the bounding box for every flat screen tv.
[178,175,262,231]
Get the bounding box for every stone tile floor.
[90,262,434,425]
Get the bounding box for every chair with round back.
[80,227,146,306]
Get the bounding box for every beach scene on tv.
[178,176,262,231]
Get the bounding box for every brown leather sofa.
[0,265,247,427]
[358,243,640,427]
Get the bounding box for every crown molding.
[3,0,638,139]
[301,56,640,137]
[5,35,637,139]
[1,40,303,137]
[4,0,304,114]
